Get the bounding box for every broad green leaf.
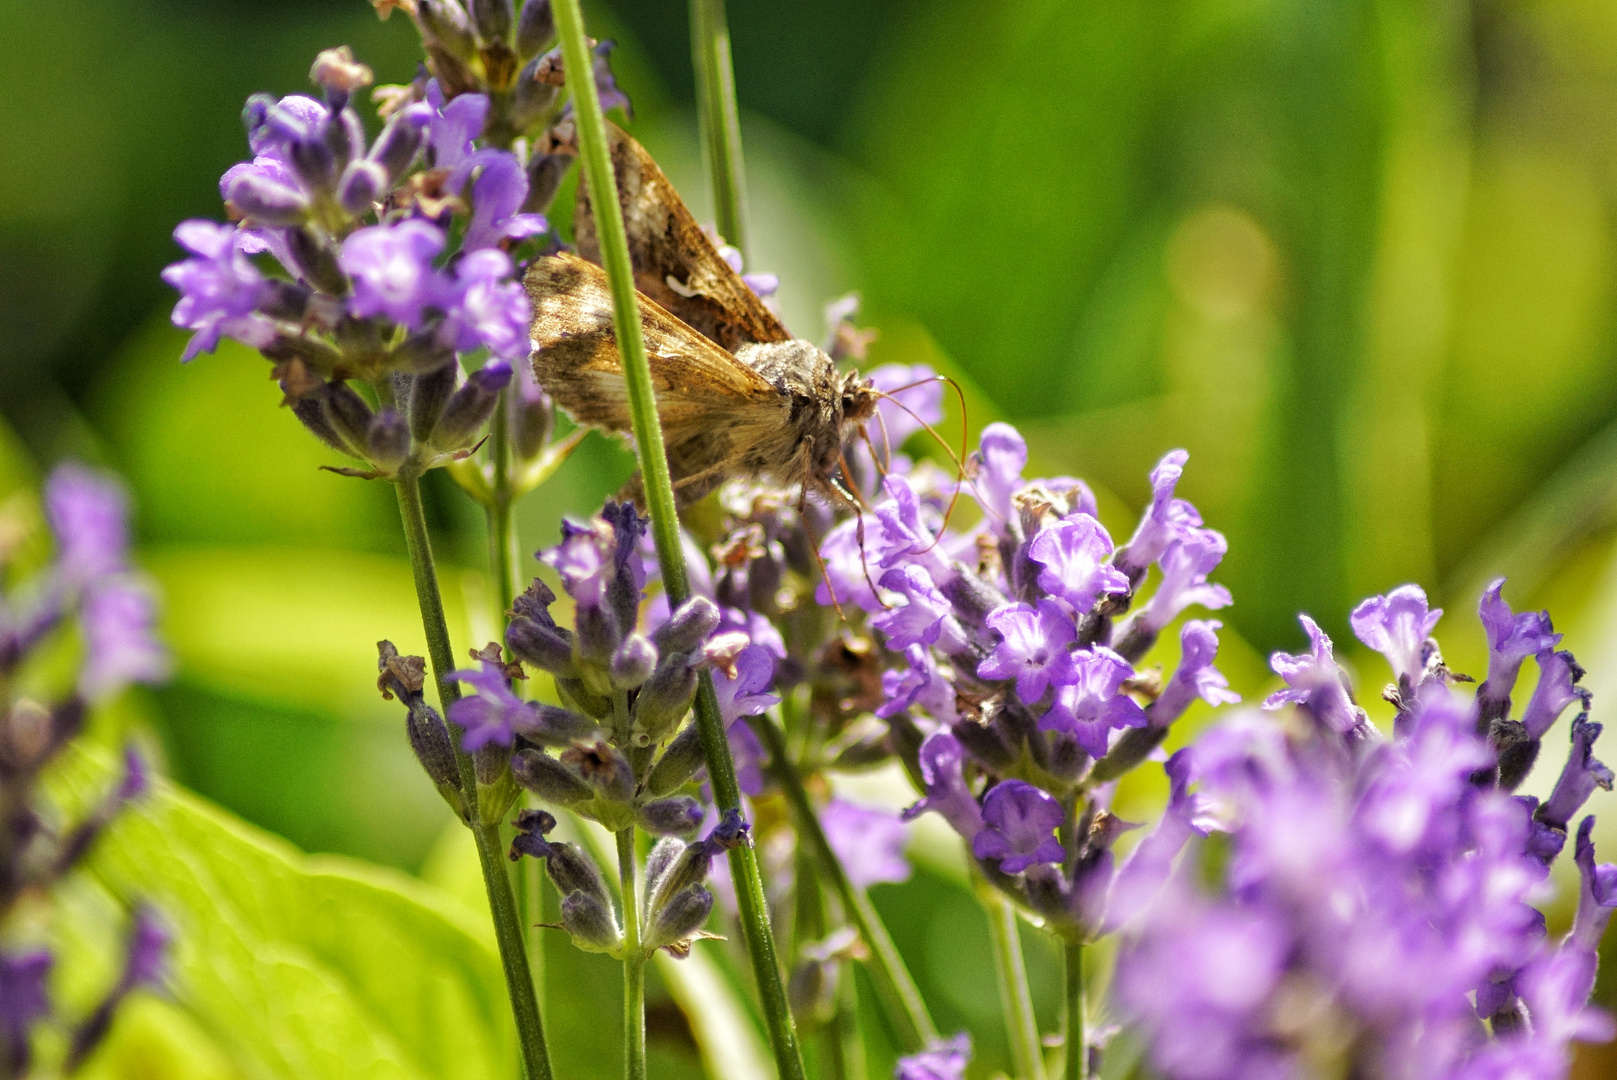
[49,746,515,1080]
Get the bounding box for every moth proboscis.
[525,123,882,510]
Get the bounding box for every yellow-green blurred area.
[4,0,1617,1076]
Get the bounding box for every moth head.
[839,370,879,425]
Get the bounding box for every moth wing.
[574,123,792,352]
[527,252,784,484]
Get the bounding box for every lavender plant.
[0,466,169,1076]
[154,1,1617,1078]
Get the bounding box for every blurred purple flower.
[79,580,170,701]
[901,730,984,841]
[878,645,958,727]
[895,1033,971,1080]
[453,149,548,252]
[45,464,129,588]
[162,221,277,361]
[712,644,781,725]
[814,516,884,613]
[440,248,532,359]
[0,950,52,1072]
[425,82,487,169]
[820,800,911,889]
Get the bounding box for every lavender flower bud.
[325,107,366,172]
[473,739,511,786]
[653,597,721,656]
[369,103,432,182]
[516,0,555,57]
[468,0,514,43]
[511,748,590,805]
[287,133,339,198]
[390,330,458,375]
[523,151,572,214]
[223,170,309,226]
[514,703,598,747]
[510,376,554,461]
[637,796,704,837]
[259,279,311,321]
[429,360,512,451]
[365,408,410,471]
[290,393,351,456]
[610,634,657,690]
[631,655,698,746]
[560,891,621,954]
[409,361,461,443]
[338,160,388,216]
[951,717,1016,771]
[318,381,375,456]
[285,226,347,294]
[508,617,577,677]
[572,605,620,680]
[646,723,704,796]
[417,0,478,61]
[643,836,684,899]
[644,886,714,954]
[407,702,466,818]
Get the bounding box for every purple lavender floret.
[968,422,1028,529]
[440,248,533,359]
[1026,515,1129,614]
[901,731,984,841]
[425,82,488,169]
[972,779,1064,874]
[1263,614,1369,737]
[1350,583,1442,689]
[453,149,548,252]
[1113,448,1197,581]
[45,464,130,588]
[866,363,943,454]
[339,219,448,327]
[1149,620,1240,727]
[162,221,277,361]
[449,656,538,751]
[871,566,963,651]
[1043,646,1146,758]
[820,800,911,889]
[79,580,170,702]
[977,600,1078,703]
[1478,578,1562,721]
[1521,648,1590,740]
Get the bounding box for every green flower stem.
[486,392,522,654]
[749,711,938,1053]
[978,878,1046,1080]
[1064,942,1085,1080]
[552,2,807,1077]
[392,472,554,1080]
[617,826,646,1080]
[689,0,750,258]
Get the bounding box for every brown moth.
[526,123,879,507]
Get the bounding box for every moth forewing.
[572,123,790,353]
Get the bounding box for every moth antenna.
[870,381,979,546]
[831,451,890,611]
[858,426,891,480]
[796,494,851,624]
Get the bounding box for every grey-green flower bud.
[560,891,621,954]
[652,597,720,656]
[515,0,555,58]
[429,360,511,452]
[365,408,410,471]
[636,796,703,837]
[511,747,590,804]
[611,634,657,690]
[646,723,704,796]
[468,0,514,44]
[643,836,684,901]
[513,703,598,748]
[644,886,713,955]
[286,226,347,294]
[630,655,698,747]
[320,381,375,456]
[540,838,610,901]
[409,361,460,443]
[417,0,478,62]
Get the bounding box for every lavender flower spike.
[895,1032,971,1080]
[1478,578,1561,721]
[1264,614,1368,737]
[820,800,912,889]
[1349,583,1442,689]
[978,599,1078,703]
[972,779,1065,873]
[1027,514,1129,614]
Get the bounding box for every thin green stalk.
[487,392,522,655]
[617,826,646,1080]
[1064,942,1085,1080]
[750,712,937,1053]
[393,473,554,1080]
[689,0,750,258]
[552,2,806,1077]
[979,881,1046,1080]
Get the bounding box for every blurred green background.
[4,0,1617,1076]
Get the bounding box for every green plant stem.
[487,392,522,654]
[552,2,806,1077]
[392,473,554,1080]
[1065,941,1085,1080]
[617,825,646,1080]
[979,880,1046,1080]
[689,0,749,258]
[750,712,937,1053]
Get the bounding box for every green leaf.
[50,746,516,1080]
